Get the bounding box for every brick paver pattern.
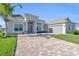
[15,34,79,56]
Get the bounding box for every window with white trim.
[14,24,23,31]
[37,23,41,32]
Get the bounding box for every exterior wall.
[7,19,25,34]
[33,22,37,33]
[66,23,76,33]
[62,24,66,34]
[7,14,46,34]
[44,24,48,32]
[37,21,45,31]
[49,24,66,34]
[24,17,28,32]
[53,24,65,34]
[76,24,79,30]
[26,15,46,33]
[26,16,38,33]
[48,22,76,34]
[7,22,14,34]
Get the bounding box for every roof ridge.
[54,17,70,21]
[47,17,71,25]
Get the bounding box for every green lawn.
[51,34,79,44]
[0,32,16,56]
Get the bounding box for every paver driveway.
[15,34,79,56]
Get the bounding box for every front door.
[28,21,34,33]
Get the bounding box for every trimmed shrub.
[0,31,5,37]
[68,30,79,35]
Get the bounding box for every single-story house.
[47,18,76,34]
[7,14,48,34]
[7,14,77,34]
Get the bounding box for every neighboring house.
[76,24,79,30]
[47,18,76,34]
[7,14,48,34]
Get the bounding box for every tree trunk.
[4,22,8,37]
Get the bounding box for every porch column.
[24,18,28,33]
[26,21,28,32]
[33,22,37,33]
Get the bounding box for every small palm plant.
[0,3,22,37]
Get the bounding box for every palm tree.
[0,3,22,37]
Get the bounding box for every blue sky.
[0,3,79,28]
